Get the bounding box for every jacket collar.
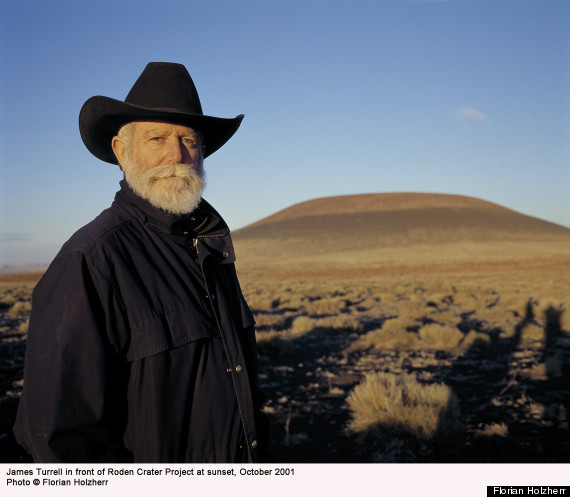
[113,180,229,238]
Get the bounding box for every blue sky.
[0,0,568,265]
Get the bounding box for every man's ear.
[112,136,126,170]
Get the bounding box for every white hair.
[122,158,206,215]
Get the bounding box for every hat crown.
[124,62,204,115]
[79,61,243,164]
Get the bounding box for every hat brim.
[79,96,244,164]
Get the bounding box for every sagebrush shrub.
[8,300,32,318]
[459,330,490,351]
[418,323,464,349]
[351,318,417,351]
[346,372,463,440]
[475,308,518,329]
[397,299,429,321]
[246,294,277,312]
[315,314,362,332]
[304,297,347,316]
[520,322,545,345]
[290,316,316,337]
[499,293,532,317]
[474,422,508,438]
[253,313,284,328]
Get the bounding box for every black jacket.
[14,181,266,463]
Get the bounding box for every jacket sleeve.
[13,251,129,462]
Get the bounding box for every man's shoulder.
[56,204,135,259]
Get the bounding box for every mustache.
[145,163,204,182]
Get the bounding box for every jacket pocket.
[126,306,218,361]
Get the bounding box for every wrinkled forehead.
[131,120,202,138]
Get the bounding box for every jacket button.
[251,440,258,449]
[235,364,243,373]
[223,251,229,258]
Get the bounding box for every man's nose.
[166,139,184,164]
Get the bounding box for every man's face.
[112,121,206,214]
[120,121,204,174]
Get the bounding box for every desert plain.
[1,192,569,462]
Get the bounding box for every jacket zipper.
[193,234,227,256]
[194,239,254,462]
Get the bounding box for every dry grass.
[351,319,417,351]
[0,284,34,332]
[418,323,464,349]
[0,285,33,307]
[520,322,546,345]
[475,422,509,438]
[346,372,463,439]
[7,301,32,318]
[254,313,284,328]
[244,270,570,359]
[459,330,491,351]
[304,297,347,316]
[313,315,362,332]
[290,316,316,337]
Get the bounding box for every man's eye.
[183,139,197,148]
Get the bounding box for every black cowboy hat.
[79,62,244,164]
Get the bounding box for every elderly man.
[14,62,268,463]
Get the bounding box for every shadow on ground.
[259,301,569,463]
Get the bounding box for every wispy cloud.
[0,233,32,243]
[456,107,489,125]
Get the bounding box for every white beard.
[123,160,206,215]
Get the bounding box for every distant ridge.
[247,192,512,227]
[0,264,48,275]
[233,192,570,271]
